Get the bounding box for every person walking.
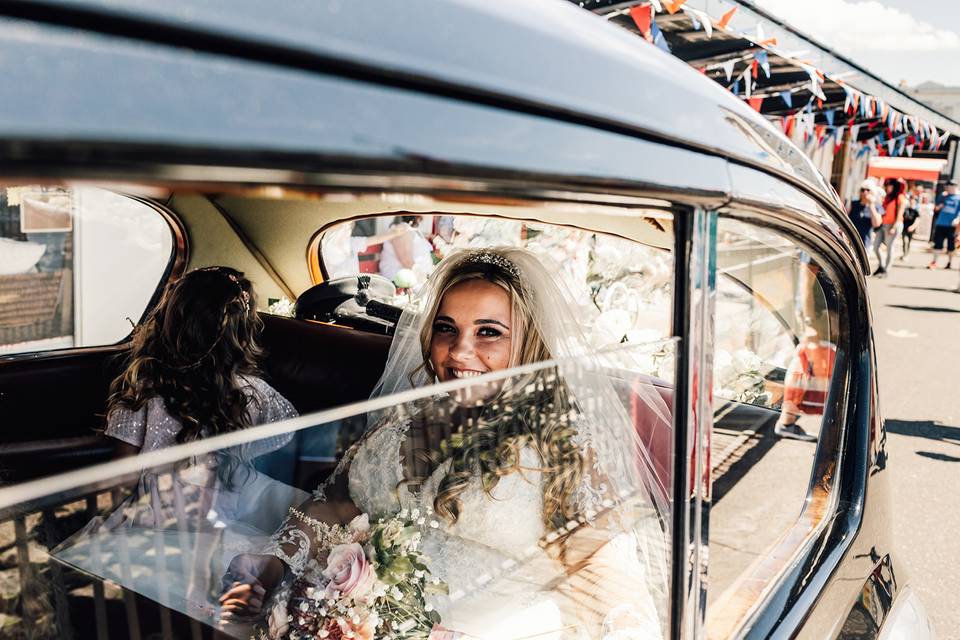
[930,180,960,270]
[848,180,881,248]
[872,178,905,277]
[901,189,921,258]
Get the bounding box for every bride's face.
[429,279,513,383]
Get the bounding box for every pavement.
[866,242,960,638]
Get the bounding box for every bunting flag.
[849,124,861,141]
[751,59,759,79]
[835,125,845,141]
[716,5,737,29]
[721,59,736,81]
[629,4,653,39]
[755,50,770,78]
[650,17,671,52]
[748,95,764,112]
[685,9,701,32]
[843,86,854,112]
[779,90,793,108]
[906,144,914,157]
[824,109,835,127]
[732,79,740,96]
[887,139,896,155]
[662,0,688,14]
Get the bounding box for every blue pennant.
[650,19,671,53]
[779,91,792,108]
[824,109,835,127]
[755,51,771,78]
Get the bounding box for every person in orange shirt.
[871,178,906,277]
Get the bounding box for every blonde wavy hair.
[413,249,586,530]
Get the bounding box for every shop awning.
[867,157,947,181]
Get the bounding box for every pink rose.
[322,542,377,599]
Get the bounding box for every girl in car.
[219,248,670,639]
[104,265,297,454]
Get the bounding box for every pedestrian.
[930,180,960,270]
[848,180,880,248]
[872,178,905,277]
[901,189,921,258]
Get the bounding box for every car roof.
[12,0,838,206]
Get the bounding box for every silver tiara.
[464,251,521,279]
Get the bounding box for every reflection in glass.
[18,345,677,639]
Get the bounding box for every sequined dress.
[55,375,308,629]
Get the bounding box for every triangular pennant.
[755,51,770,78]
[649,0,663,11]
[650,18,671,52]
[732,79,740,96]
[835,125,845,141]
[663,0,688,14]
[887,139,896,155]
[843,86,853,113]
[906,144,914,157]
[695,9,713,37]
[721,59,736,82]
[748,96,764,112]
[751,58,759,79]
[755,23,765,42]
[629,4,654,38]
[779,90,793,108]
[824,109,835,127]
[850,124,861,141]
[684,8,701,31]
[716,5,737,30]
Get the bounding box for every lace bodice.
[268,418,663,639]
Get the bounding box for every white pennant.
[721,59,736,82]
[649,0,663,12]
[694,9,713,37]
[887,140,896,155]
[906,144,914,157]
[849,124,861,141]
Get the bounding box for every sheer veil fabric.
[355,247,672,638]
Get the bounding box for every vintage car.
[0,1,936,639]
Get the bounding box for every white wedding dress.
[346,420,663,640]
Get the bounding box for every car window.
[0,345,675,639]
[0,185,175,356]
[318,214,673,351]
[708,216,843,627]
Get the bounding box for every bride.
[220,247,670,639]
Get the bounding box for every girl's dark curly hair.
[106,266,263,443]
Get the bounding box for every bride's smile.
[429,278,513,383]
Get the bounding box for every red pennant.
[717,5,737,29]
[629,4,653,38]
[785,115,795,137]
[697,66,707,74]
[751,59,759,79]
[817,98,824,109]
[748,96,764,112]
[815,125,826,142]
[663,0,688,14]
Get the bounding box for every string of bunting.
[617,0,950,157]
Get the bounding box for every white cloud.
[752,0,960,51]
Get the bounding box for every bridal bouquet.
[261,508,446,640]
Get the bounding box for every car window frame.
[704,199,861,639]
[0,191,187,362]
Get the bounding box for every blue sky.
[751,0,960,87]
